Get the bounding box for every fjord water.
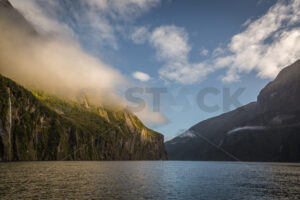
[0,161,300,199]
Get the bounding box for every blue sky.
[10,0,300,141]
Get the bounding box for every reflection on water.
[0,161,300,199]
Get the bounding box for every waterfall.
[7,87,12,161]
[82,95,90,109]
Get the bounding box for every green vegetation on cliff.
[0,74,167,161]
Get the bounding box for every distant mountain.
[0,0,167,161]
[166,60,300,162]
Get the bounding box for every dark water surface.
[0,161,300,199]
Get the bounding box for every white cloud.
[158,62,212,84]
[131,26,149,44]
[148,0,300,84]
[132,71,151,81]
[84,10,119,49]
[10,0,161,49]
[84,0,160,20]
[212,47,225,57]
[80,0,161,48]
[131,25,213,84]
[149,25,212,84]
[10,0,74,36]
[200,48,209,56]
[218,0,300,82]
[150,25,190,62]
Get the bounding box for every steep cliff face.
[0,74,167,161]
[166,60,300,161]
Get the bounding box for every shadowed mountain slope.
[166,60,300,161]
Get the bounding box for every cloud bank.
[0,6,125,107]
[0,1,167,126]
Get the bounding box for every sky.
[9,0,300,141]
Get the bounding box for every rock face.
[166,60,300,162]
[0,74,167,161]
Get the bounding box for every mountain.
[166,60,300,162]
[0,0,167,161]
[0,74,167,161]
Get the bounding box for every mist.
[0,6,127,108]
[0,6,168,125]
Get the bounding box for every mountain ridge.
[166,59,300,161]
